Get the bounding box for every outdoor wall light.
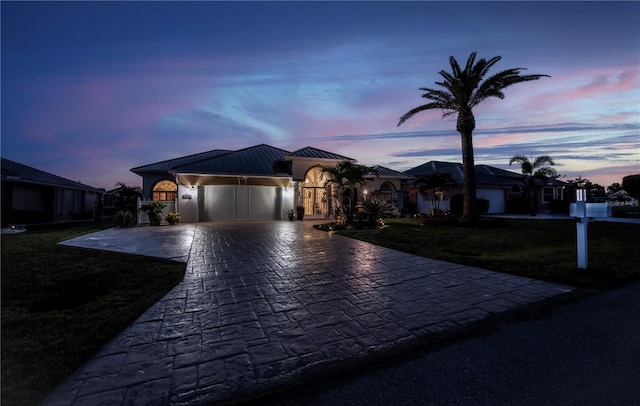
[576,188,587,202]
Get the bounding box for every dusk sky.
[2,1,638,190]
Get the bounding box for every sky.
[1,1,639,190]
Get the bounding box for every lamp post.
[576,188,588,269]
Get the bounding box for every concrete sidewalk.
[43,221,579,406]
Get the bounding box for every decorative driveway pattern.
[43,221,577,406]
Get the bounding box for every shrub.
[477,198,490,214]
[450,194,464,216]
[114,210,135,227]
[165,212,180,225]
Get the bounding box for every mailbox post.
[575,188,588,269]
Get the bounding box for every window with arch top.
[152,180,177,201]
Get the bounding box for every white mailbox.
[569,203,612,218]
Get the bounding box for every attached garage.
[477,188,506,214]
[198,185,280,221]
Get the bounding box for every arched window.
[152,180,177,201]
[379,182,396,202]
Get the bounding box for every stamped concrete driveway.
[44,221,577,406]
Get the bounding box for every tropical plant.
[113,210,135,227]
[321,161,378,225]
[361,199,394,220]
[113,182,143,212]
[398,52,548,223]
[413,172,456,216]
[165,212,180,225]
[138,201,167,226]
[509,155,559,215]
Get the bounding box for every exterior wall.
[406,185,508,215]
[177,185,198,223]
[539,186,565,211]
[1,181,98,225]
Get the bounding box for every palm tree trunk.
[458,112,478,223]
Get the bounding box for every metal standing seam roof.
[404,161,554,188]
[171,144,292,176]
[367,165,415,179]
[287,146,355,161]
[130,149,231,174]
[1,157,100,191]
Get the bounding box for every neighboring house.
[1,157,102,227]
[131,144,411,223]
[404,161,568,215]
[362,165,414,208]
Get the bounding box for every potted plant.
[165,212,180,225]
[138,201,167,226]
[296,205,305,221]
[287,209,295,221]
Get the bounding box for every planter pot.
[288,214,294,221]
[148,214,161,226]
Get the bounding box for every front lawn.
[338,218,640,289]
[1,220,186,406]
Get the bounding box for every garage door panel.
[477,189,505,214]
[201,185,278,221]
[250,186,277,220]
[206,185,235,221]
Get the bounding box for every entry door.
[302,187,327,218]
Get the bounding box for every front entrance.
[300,166,329,219]
[302,187,327,219]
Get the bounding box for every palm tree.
[398,52,548,222]
[321,161,378,225]
[509,155,558,215]
[113,182,142,212]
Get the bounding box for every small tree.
[113,182,142,212]
[413,172,456,216]
[321,161,378,225]
[509,155,559,215]
[622,174,640,199]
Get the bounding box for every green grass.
[338,218,640,289]
[1,220,186,406]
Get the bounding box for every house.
[1,157,103,227]
[131,144,410,223]
[404,161,568,215]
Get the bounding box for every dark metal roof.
[130,149,231,174]
[367,165,415,179]
[404,161,559,188]
[173,144,292,176]
[287,146,354,161]
[405,161,465,182]
[1,157,100,191]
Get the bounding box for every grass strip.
[1,220,186,406]
[338,218,640,289]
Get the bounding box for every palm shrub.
[114,210,135,227]
[361,199,394,220]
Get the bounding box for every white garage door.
[200,185,278,221]
[477,188,505,214]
